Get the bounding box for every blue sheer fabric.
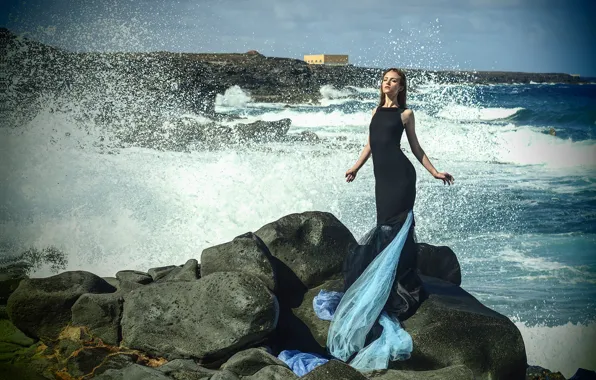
[313,290,344,321]
[277,350,329,377]
[326,210,414,370]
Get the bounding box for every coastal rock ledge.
[0,210,586,379]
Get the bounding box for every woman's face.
[382,71,401,96]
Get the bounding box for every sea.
[1,76,595,376]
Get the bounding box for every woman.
[327,69,454,369]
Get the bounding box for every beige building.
[304,54,349,66]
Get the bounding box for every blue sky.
[2,0,595,76]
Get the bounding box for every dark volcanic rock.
[0,261,29,305]
[393,275,527,380]
[201,232,277,291]
[254,211,357,301]
[221,348,290,377]
[235,119,292,142]
[368,365,474,379]
[302,359,367,380]
[157,259,201,282]
[116,270,153,285]
[6,271,116,341]
[147,265,178,281]
[71,292,124,345]
[94,363,172,380]
[121,272,279,363]
[415,243,461,286]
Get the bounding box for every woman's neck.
[383,95,399,108]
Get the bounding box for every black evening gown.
[343,106,425,324]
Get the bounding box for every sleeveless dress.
[343,106,425,322]
[370,107,416,226]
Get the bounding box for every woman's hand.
[434,172,454,185]
[345,167,358,182]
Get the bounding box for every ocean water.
[1,80,595,376]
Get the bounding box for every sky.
[1,0,595,76]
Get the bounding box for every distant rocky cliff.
[0,27,586,129]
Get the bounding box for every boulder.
[302,360,368,380]
[255,211,357,304]
[147,265,178,281]
[94,363,172,380]
[158,259,201,282]
[415,244,461,286]
[158,358,218,379]
[391,275,527,380]
[283,279,343,353]
[235,119,292,142]
[92,353,138,377]
[71,292,124,345]
[0,319,37,360]
[243,365,298,380]
[201,232,276,291]
[0,261,28,305]
[66,346,112,377]
[121,272,279,363]
[6,271,116,341]
[210,370,241,380]
[367,365,474,379]
[222,348,290,377]
[116,270,153,285]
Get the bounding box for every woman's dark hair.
[378,68,407,108]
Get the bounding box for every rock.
[158,358,218,379]
[210,370,241,380]
[0,319,37,359]
[201,232,276,291]
[116,270,153,285]
[95,363,172,380]
[93,353,138,377]
[526,365,566,380]
[121,272,279,363]
[243,365,298,380]
[234,119,291,142]
[6,271,116,341]
[367,365,474,379]
[158,259,201,282]
[103,277,121,290]
[415,244,461,286]
[0,266,27,305]
[301,359,368,380]
[222,348,290,376]
[390,275,526,380]
[570,368,596,380]
[66,346,112,377]
[255,211,357,304]
[292,131,320,143]
[71,292,124,345]
[148,265,178,281]
[118,280,145,293]
[284,279,343,353]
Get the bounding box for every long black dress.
[343,106,425,324]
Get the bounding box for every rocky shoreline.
[1,27,591,127]
[1,211,591,379]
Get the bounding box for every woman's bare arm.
[403,109,439,176]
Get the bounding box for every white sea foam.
[215,85,252,108]
[516,321,596,378]
[437,105,524,121]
